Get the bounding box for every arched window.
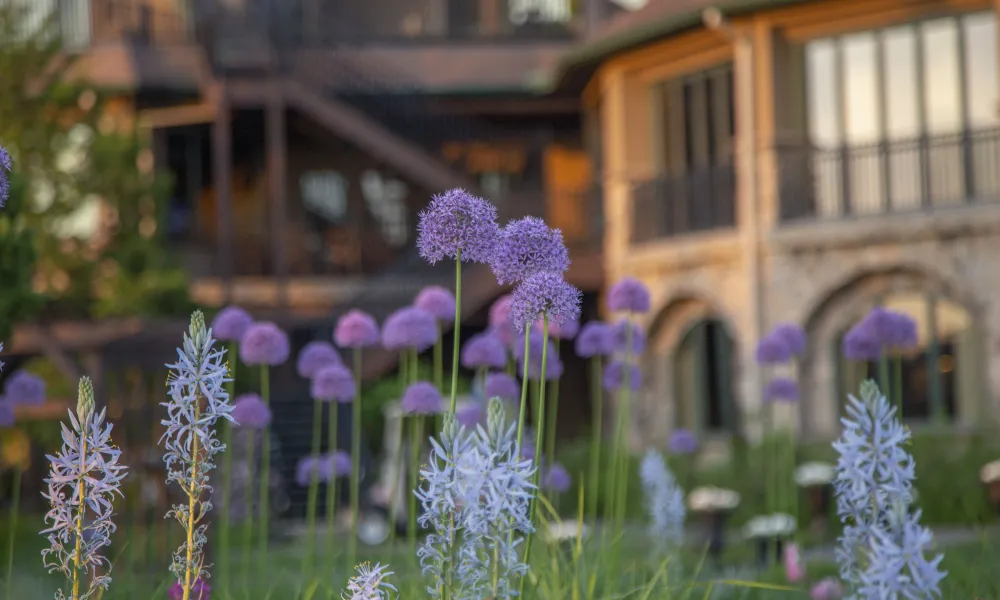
[673,319,735,433]
[835,293,978,422]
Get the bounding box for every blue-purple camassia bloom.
[639,449,686,551]
[416,400,535,599]
[161,311,234,587]
[417,188,500,264]
[415,285,457,323]
[508,272,581,333]
[41,377,127,600]
[832,380,945,597]
[342,562,397,600]
[491,216,570,285]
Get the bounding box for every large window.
[673,319,735,434]
[803,13,1000,217]
[835,294,979,423]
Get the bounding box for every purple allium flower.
[756,332,793,364]
[342,562,397,600]
[607,276,651,313]
[886,311,918,350]
[296,455,333,487]
[0,402,13,428]
[857,503,946,598]
[3,370,46,406]
[231,393,272,429]
[521,352,563,381]
[535,315,579,340]
[457,402,485,430]
[161,312,233,589]
[771,323,807,357]
[460,332,507,370]
[668,429,699,455]
[862,307,898,348]
[508,272,582,333]
[603,360,641,391]
[334,309,381,349]
[543,463,572,493]
[0,145,11,207]
[484,372,520,402]
[311,364,356,403]
[491,216,570,285]
[575,321,616,358]
[296,340,342,379]
[417,188,500,264]
[239,321,290,366]
[169,578,211,600]
[211,306,254,343]
[401,381,445,415]
[843,320,881,361]
[41,377,127,598]
[764,377,799,403]
[382,306,439,352]
[614,319,646,355]
[640,450,686,550]
[488,294,516,346]
[809,578,843,600]
[327,450,352,477]
[511,329,552,363]
[415,285,457,322]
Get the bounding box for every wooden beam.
[267,78,289,307]
[138,103,216,129]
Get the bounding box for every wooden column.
[212,81,234,303]
[185,130,203,238]
[266,79,289,307]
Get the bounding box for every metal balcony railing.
[630,163,737,244]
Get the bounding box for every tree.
[0,2,193,325]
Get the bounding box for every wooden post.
[212,81,234,303]
[266,78,289,307]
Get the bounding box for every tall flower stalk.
[162,311,234,600]
[576,321,614,519]
[334,309,380,568]
[230,393,270,575]
[40,377,127,600]
[209,305,253,596]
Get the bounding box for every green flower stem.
[326,401,340,560]
[519,316,550,599]
[408,415,423,557]
[218,341,237,594]
[348,348,362,570]
[241,431,256,585]
[762,403,775,514]
[303,397,324,574]
[545,340,562,472]
[515,328,532,448]
[386,354,407,551]
[4,465,21,600]
[878,352,890,408]
[449,251,462,413]
[894,355,903,418]
[434,324,443,392]
[257,365,271,573]
[587,357,603,520]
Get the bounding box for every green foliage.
[0,173,44,339]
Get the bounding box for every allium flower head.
[382,306,439,352]
[771,323,807,357]
[401,381,444,415]
[3,369,46,406]
[511,329,553,363]
[414,285,457,322]
[639,450,686,551]
[417,188,500,264]
[296,454,333,487]
[0,402,13,428]
[231,393,271,429]
[41,377,127,600]
[575,321,615,358]
[508,272,581,333]
[457,402,485,430]
[460,332,507,369]
[535,315,579,340]
[327,450,352,477]
[312,363,357,403]
[886,311,919,350]
[211,306,253,342]
[543,463,571,493]
[843,320,881,361]
[161,311,234,588]
[342,562,397,600]
[756,332,793,364]
[489,294,513,329]
[607,276,651,313]
[522,352,563,381]
[335,309,381,348]
[169,578,211,600]
[668,429,699,455]
[0,144,10,206]
[764,377,799,403]
[614,319,646,355]
[603,360,641,391]
[296,341,342,378]
[484,372,520,402]
[239,321,290,366]
[491,216,570,284]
